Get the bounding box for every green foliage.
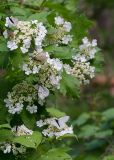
[60,71,80,97]
[0,129,13,142]
[46,108,66,118]
[72,107,114,159]
[13,131,42,149]
[39,148,72,160]
[45,45,74,59]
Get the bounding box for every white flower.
[47,58,63,71]
[36,120,45,127]
[37,116,73,138]
[32,65,40,74]
[31,20,38,24]
[26,105,37,114]
[14,103,24,113]
[64,64,72,74]
[5,17,18,28]
[72,54,87,62]
[61,35,72,44]
[20,46,28,54]
[34,37,42,46]
[23,38,31,49]
[22,64,32,75]
[54,126,73,138]
[7,41,18,51]
[50,75,61,88]
[38,86,49,100]
[3,143,12,154]
[55,16,64,25]
[12,124,33,136]
[92,39,97,47]
[3,30,8,39]
[63,21,72,32]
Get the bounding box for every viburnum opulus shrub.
[0,0,103,159]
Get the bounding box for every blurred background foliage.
[0,0,114,159]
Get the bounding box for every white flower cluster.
[72,37,97,62]
[0,143,26,155]
[72,61,95,84]
[4,81,38,114]
[4,17,47,53]
[12,124,33,136]
[54,16,72,45]
[4,16,97,114]
[64,61,95,85]
[63,37,98,84]
[0,124,32,155]
[36,116,73,138]
[22,50,63,105]
[22,49,49,75]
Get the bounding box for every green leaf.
[58,133,77,140]
[10,50,25,68]
[60,71,80,97]
[46,108,66,118]
[10,6,32,17]
[95,129,113,138]
[21,110,36,129]
[73,113,90,126]
[0,124,11,129]
[0,102,8,124]
[39,148,72,160]
[45,45,74,59]
[24,0,44,7]
[85,139,106,150]
[28,12,50,23]
[103,155,114,160]
[0,129,13,142]
[0,36,8,52]
[78,125,100,139]
[13,131,42,149]
[94,51,104,73]
[102,108,114,121]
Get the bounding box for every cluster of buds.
[4,81,38,114]
[36,116,73,138]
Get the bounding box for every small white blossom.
[7,41,18,51]
[3,30,8,39]
[38,86,49,100]
[55,16,64,25]
[31,20,38,24]
[92,39,97,47]
[20,46,28,54]
[36,120,46,127]
[61,35,72,44]
[64,64,72,74]
[50,75,61,89]
[63,21,72,32]
[32,65,40,74]
[47,58,63,71]
[26,105,38,114]
[3,143,12,154]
